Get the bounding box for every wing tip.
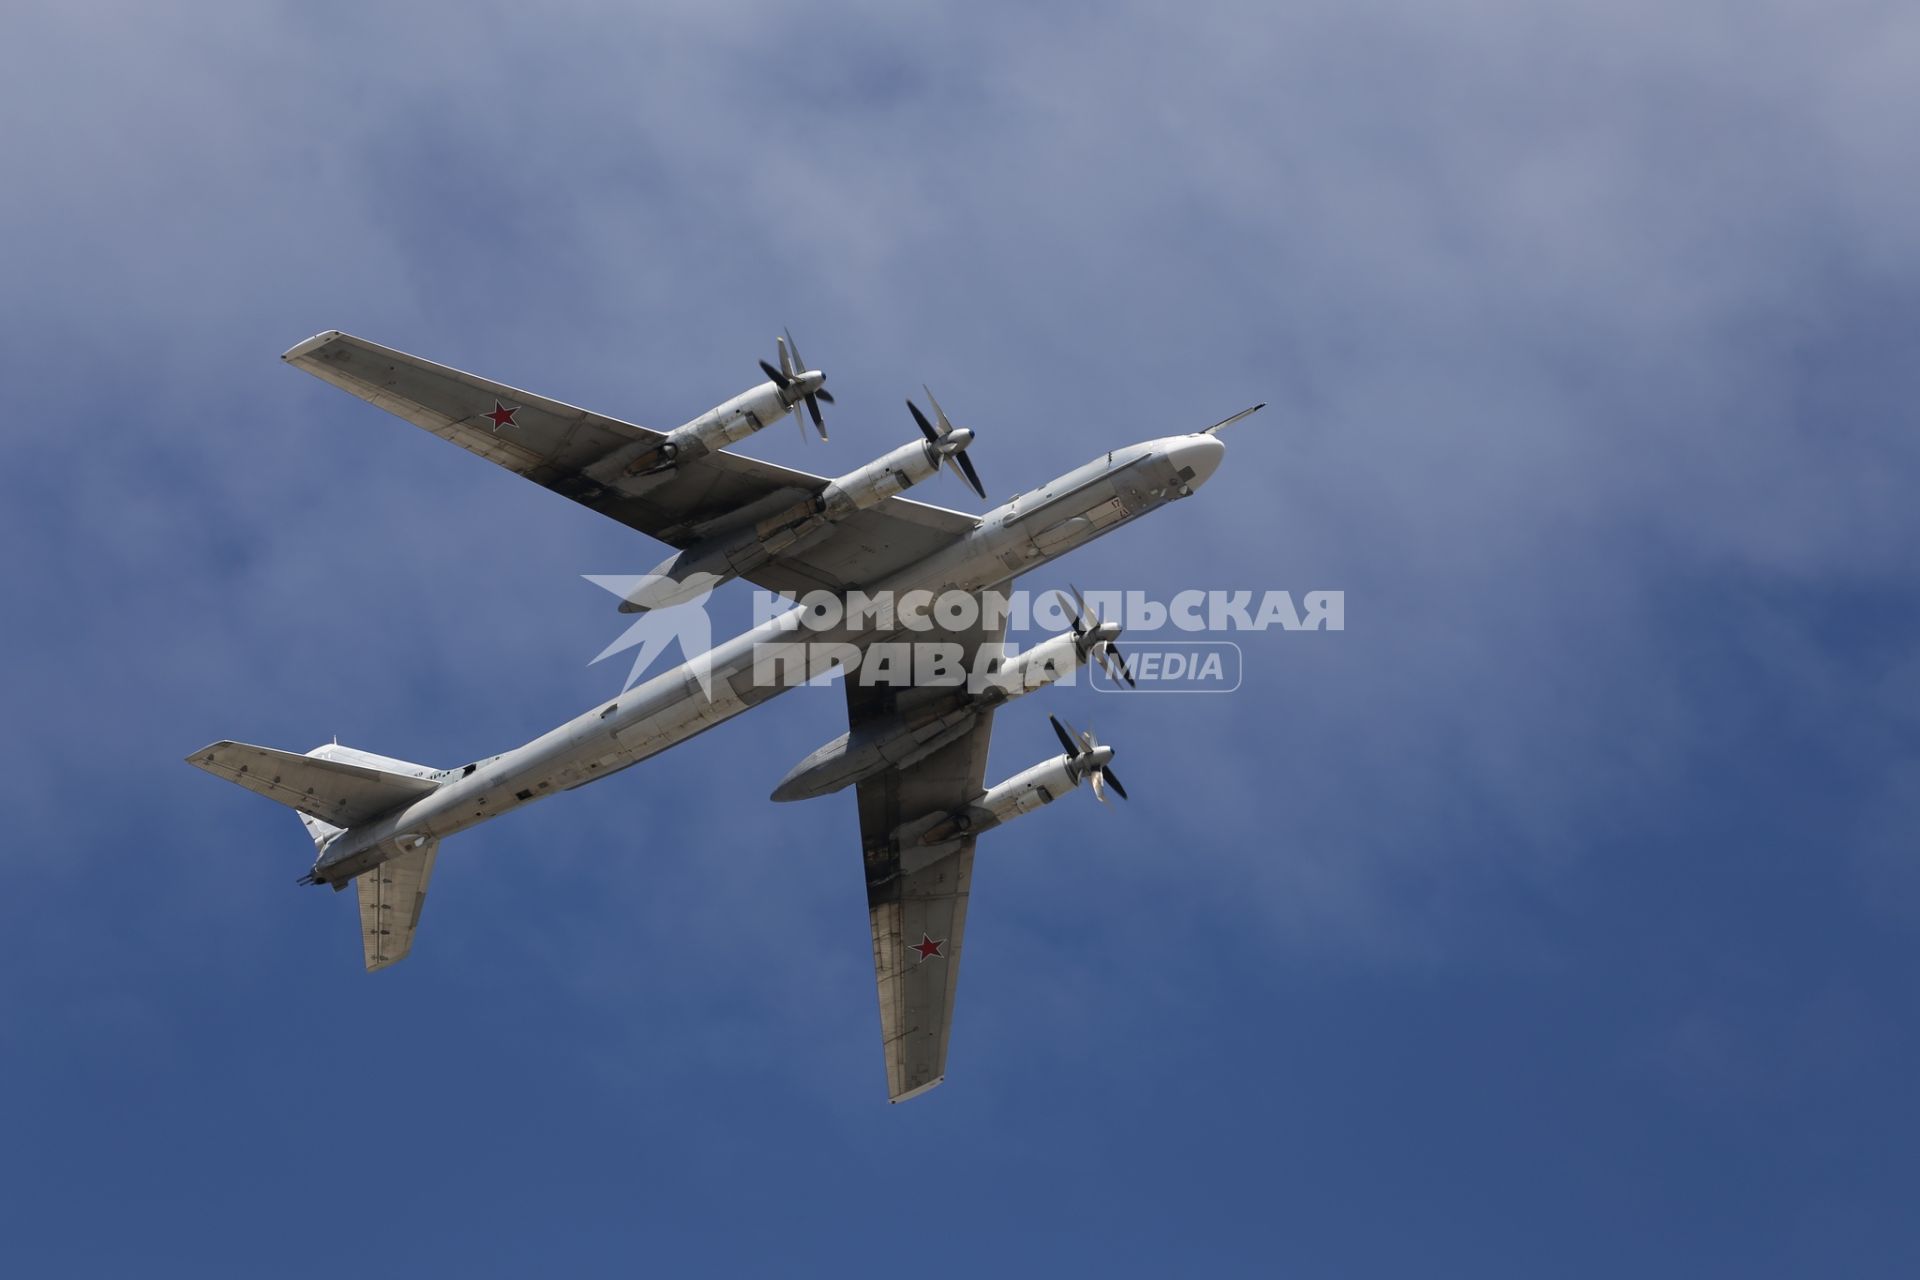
[184,740,239,767]
[282,330,346,363]
[889,1075,946,1104]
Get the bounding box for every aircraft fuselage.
[308,433,1225,885]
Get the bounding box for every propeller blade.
[1091,770,1109,805]
[923,385,953,433]
[1049,714,1078,758]
[1203,403,1266,435]
[908,389,980,496]
[952,448,987,500]
[1056,589,1086,637]
[759,359,792,390]
[1101,766,1129,801]
[782,328,805,377]
[805,393,827,440]
[1103,643,1137,688]
[814,388,835,405]
[1069,584,1090,628]
[908,400,939,443]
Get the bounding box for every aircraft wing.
[848,593,1008,1102]
[355,842,438,972]
[282,331,978,595]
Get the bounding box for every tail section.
[190,739,448,972]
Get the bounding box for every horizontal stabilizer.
[358,841,439,971]
[187,741,440,828]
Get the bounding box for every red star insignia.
[911,934,946,961]
[484,402,519,430]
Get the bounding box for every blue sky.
[3,0,1918,1273]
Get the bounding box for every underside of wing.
[282,331,976,592]
[860,733,991,1102]
[847,591,1008,1101]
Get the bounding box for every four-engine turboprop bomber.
[189,331,1256,1102]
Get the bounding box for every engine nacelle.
[623,380,793,476]
[768,618,1101,794]
[616,438,947,613]
[971,630,1083,704]
[816,439,943,521]
[769,624,1098,797]
[890,753,1080,852]
[968,755,1082,828]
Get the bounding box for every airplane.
[188,330,1256,1102]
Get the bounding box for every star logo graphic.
[583,572,725,700]
[484,401,519,431]
[911,934,946,961]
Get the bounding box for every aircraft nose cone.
[1167,433,1226,491]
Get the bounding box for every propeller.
[1057,584,1135,688]
[1048,713,1129,804]
[757,328,834,442]
[906,387,986,500]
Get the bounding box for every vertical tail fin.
[298,811,346,852]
